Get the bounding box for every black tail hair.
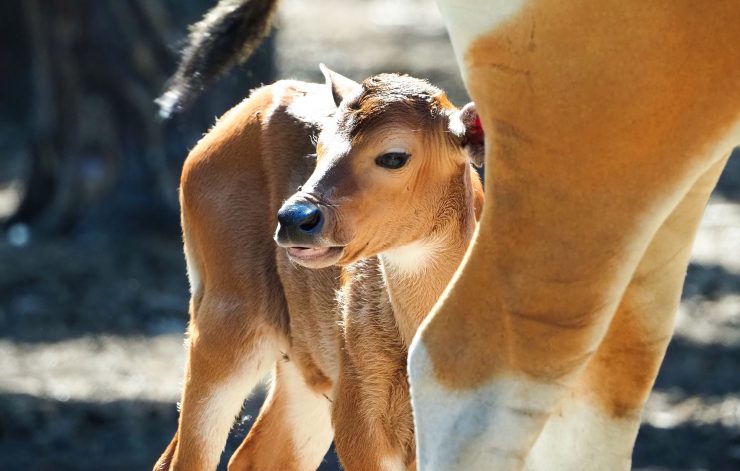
[157,0,279,118]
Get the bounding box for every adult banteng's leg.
[412,1,739,468]
[525,155,729,470]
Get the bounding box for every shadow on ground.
[634,423,740,470]
[0,391,341,471]
[0,234,189,343]
[1,213,739,469]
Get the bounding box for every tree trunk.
[3,0,275,234]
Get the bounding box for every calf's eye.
[375,152,410,170]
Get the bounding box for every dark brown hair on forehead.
[336,73,455,140]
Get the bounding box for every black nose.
[277,201,324,235]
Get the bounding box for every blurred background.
[0,0,738,469]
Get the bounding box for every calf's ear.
[449,102,485,167]
[319,63,360,108]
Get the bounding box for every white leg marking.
[380,453,406,471]
[278,360,334,470]
[525,396,638,471]
[434,0,526,82]
[408,341,563,471]
[197,339,277,469]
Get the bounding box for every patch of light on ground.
[0,181,22,220]
[0,334,187,403]
[690,201,740,274]
[644,391,740,429]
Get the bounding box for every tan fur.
[154,73,484,471]
[324,82,482,468]
[154,80,340,471]
[158,0,738,466]
[428,0,740,391]
[410,0,740,467]
[292,74,483,468]
[332,165,481,470]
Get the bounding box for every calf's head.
[276,66,484,269]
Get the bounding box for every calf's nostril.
[277,202,324,235]
[298,209,322,232]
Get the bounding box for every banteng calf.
[155,67,484,471]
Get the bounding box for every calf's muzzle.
[275,200,325,246]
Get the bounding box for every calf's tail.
[158,0,279,117]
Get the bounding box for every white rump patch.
[380,238,443,276]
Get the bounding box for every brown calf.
[154,67,484,471]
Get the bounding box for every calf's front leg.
[228,358,334,471]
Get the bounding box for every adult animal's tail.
[158,0,279,117]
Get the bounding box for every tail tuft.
[157,0,279,118]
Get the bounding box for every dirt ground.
[1,1,739,469]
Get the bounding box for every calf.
[155,67,484,471]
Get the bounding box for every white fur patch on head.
[303,132,352,198]
[380,237,444,276]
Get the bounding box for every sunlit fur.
[155,72,484,471]
[286,72,485,470]
[151,0,739,467]
[410,0,740,469]
[154,79,339,471]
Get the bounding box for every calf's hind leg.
[228,358,334,471]
[154,291,285,471]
